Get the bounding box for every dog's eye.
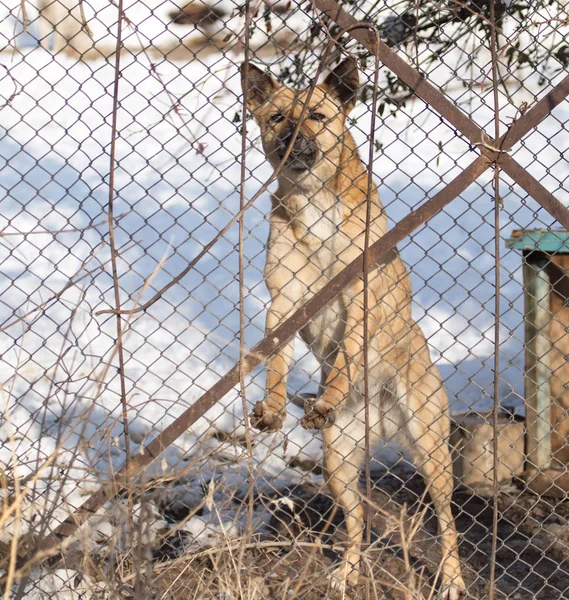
[269,112,285,123]
[308,112,326,122]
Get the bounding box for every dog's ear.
[241,63,278,113]
[322,58,359,113]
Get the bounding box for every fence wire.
[1,1,569,599]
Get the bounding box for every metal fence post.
[523,253,552,471]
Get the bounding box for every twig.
[488,2,501,599]
[19,0,29,30]
[238,0,256,562]
[77,0,93,36]
[362,22,382,600]
[0,65,20,108]
[0,250,169,587]
[105,0,136,582]
[2,320,26,600]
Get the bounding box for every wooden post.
[523,253,552,471]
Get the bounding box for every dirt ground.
[18,461,565,599]
[141,464,569,600]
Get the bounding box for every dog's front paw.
[300,398,336,430]
[249,401,284,432]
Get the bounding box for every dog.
[241,58,465,599]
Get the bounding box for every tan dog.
[241,58,465,599]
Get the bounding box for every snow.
[16,569,105,599]
[0,1,568,587]
[0,0,207,54]
[1,0,311,57]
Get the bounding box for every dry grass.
[0,414,449,600]
[4,395,569,600]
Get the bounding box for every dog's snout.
[277,128,305,158]
[276,127,317,170]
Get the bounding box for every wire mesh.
[1,1,569,599]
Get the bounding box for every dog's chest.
[275,190,349,357]
[283,191,346,266]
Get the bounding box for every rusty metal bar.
[313,0,569,223]
[500,155,569,231]
[311,0,569,232]
[311,0,569,164]
[311,0,487,149]
[26,154,490,564]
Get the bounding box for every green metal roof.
[506,229,569,253]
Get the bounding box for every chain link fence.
[1,0,569,598]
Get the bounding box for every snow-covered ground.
[0,0,310,56]
[1,3,569,588]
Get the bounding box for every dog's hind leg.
[399,367,465,600]
[322,426,365,589]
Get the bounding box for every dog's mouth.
[274,130,318,172]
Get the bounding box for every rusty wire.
[488,1,501,598]
[2,155,492,570]
[8,16,357,576]
[360,22,382,598]
[238,0,255,550]
[106,0,132,510]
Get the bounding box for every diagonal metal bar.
[311,0,569,167]
[500,155,569,231]
[311,0,487,149]
[24,155,490,568]
[312,0,569,265]
[311,0,569,228]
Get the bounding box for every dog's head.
[240,59,359,179]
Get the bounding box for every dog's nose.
[276,129,316,169]
[277,129,306,159]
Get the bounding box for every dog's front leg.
[250,293,299,432]
[302,281,374,430]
